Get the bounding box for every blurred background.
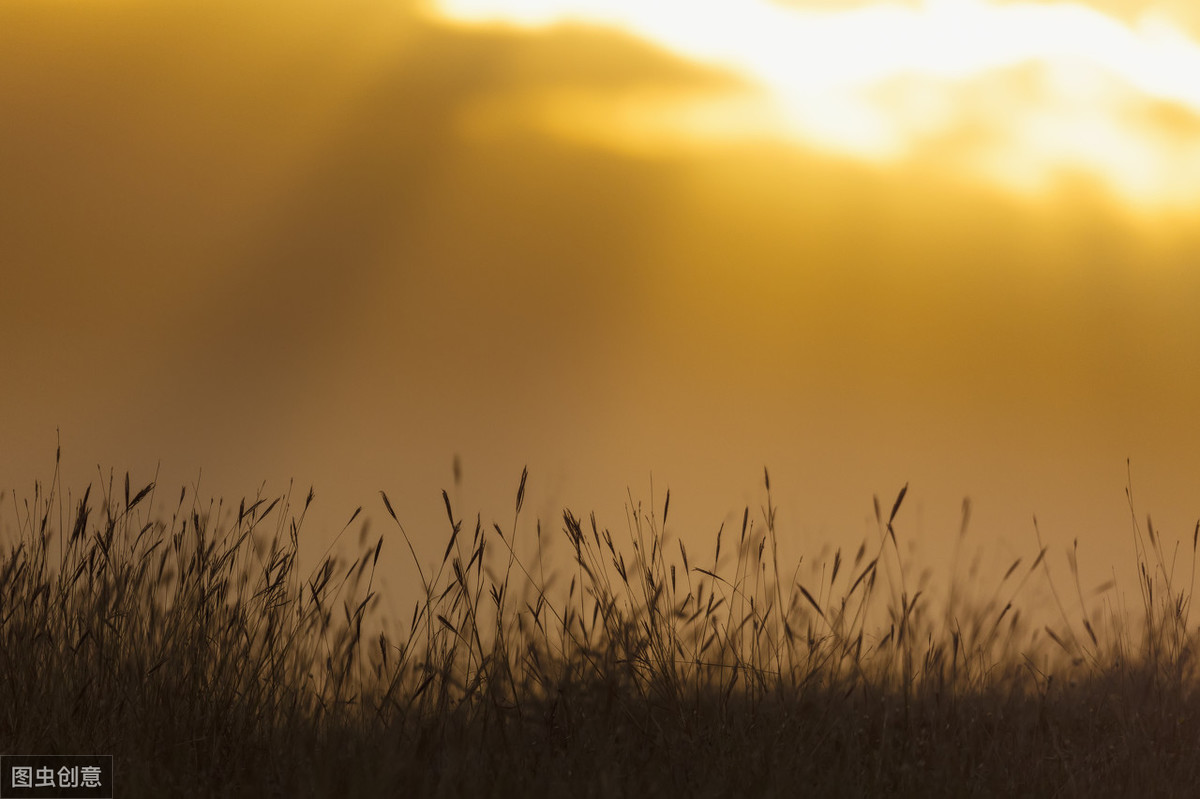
[3,0,1199,611]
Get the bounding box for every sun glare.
[431,0,1200,208]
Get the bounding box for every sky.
[3,0,1200,613]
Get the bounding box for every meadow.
[2,449,1198,797]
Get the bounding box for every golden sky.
[2,0,1199,602]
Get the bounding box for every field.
[2,450,1199,797]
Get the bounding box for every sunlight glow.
[431,0,1200,208]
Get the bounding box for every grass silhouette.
[2,449,1199,796]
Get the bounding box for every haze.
[3,0,1199,610]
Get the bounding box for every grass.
[2,449,1199,797]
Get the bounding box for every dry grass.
[3,451,1199,797]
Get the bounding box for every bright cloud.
[431,0,1200,208]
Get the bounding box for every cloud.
[431,0,1200,207]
